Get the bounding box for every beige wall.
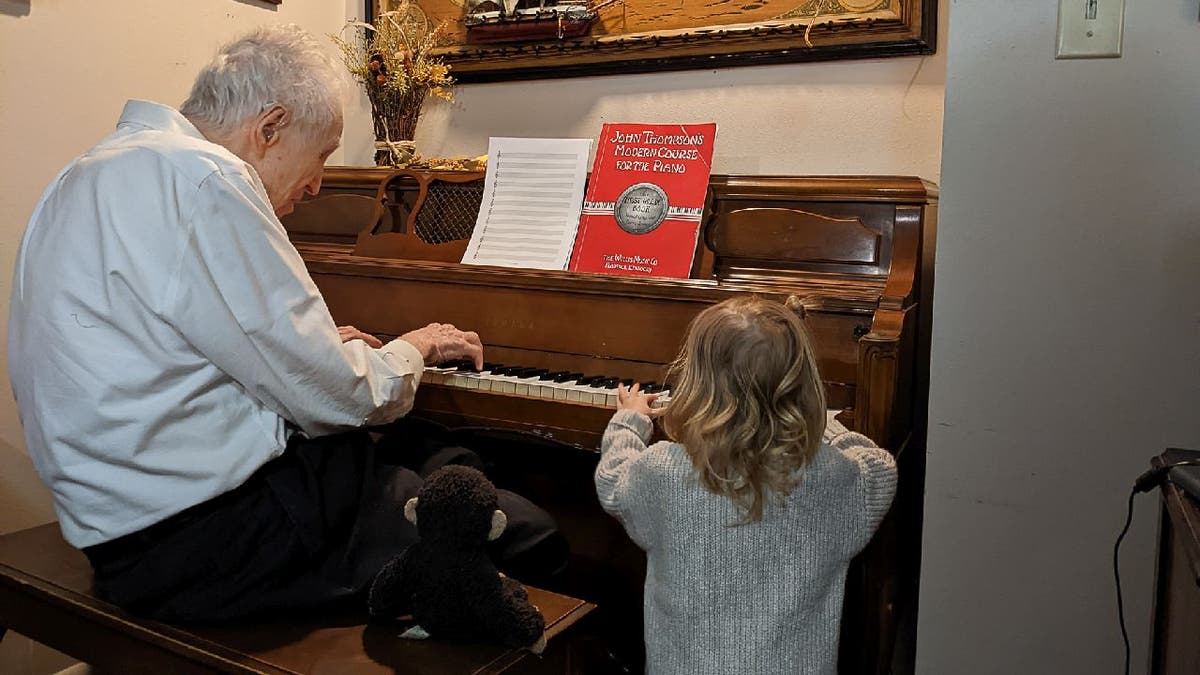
[347,46,946,179]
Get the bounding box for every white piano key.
[423,363,670,410]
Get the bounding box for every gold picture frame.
[370,0,935,83]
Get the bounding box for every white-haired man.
[8,25,563,622]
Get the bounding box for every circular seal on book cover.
[614,182,669,235]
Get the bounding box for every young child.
[594,295,897,675]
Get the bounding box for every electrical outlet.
[1057,0,1124,59]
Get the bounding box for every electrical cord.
[1114,489,1136,675]
[1115,458,1200,675]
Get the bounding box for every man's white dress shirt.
[9,100,425,547]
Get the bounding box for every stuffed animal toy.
[368,465,547,654]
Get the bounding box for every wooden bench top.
[0,523,596,674]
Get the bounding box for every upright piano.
[282,166,937,675]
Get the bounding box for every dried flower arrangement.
[332,3,455,166]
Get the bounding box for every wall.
[343,38,944,177]
[918,1,1200,674]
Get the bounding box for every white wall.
[918,2,1200,674]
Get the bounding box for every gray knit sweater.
[595,410,897,675]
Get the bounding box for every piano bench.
[0,523,598,674]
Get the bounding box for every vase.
[372,88,427,167]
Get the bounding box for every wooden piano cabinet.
[1150,450,1200,675]
[284,168,937,675]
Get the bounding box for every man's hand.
[337,325,383,349]
[400,322,484,370]
[617,383,661,418]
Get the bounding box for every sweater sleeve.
[594,409,656,549]
[825,420,899,550]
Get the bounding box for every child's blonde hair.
[661,295,826,523]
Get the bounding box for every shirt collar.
[116,99,208,142]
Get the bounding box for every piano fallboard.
[305,250,875,427]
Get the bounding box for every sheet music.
[462,137,592,270]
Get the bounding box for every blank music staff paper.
[462,137,592,270]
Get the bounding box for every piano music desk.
[0,523,597,674]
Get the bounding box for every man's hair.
[181,24,342,139]
[661,295,826,523]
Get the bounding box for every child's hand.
[617,383,661,417]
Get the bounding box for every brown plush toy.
[367,465,547,653]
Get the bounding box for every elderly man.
[8,25,562,622]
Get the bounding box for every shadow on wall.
[0,439,55,535]
[0,632,79,675]
[0,1,31,19]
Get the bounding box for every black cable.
[1114,489,1135,675]
[1114,458,1200,675]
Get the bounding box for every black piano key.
[556,372,584,383]
[540,370,567,381]
[599,377,620,389]
[577,375,604,386]
[643,382,663,393]
[488,363,508,374]
[454,360,479,372]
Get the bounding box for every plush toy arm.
[367,549,415,620]
[479,576,547,652]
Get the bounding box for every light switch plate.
[1056,0,1124,59]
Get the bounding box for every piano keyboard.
[422,362,672,409]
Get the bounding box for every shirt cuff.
[380,337,425,384]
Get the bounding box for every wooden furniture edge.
[0,561,291,674]
[1153,455,1200,586]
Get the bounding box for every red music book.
[569,123,717,278]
